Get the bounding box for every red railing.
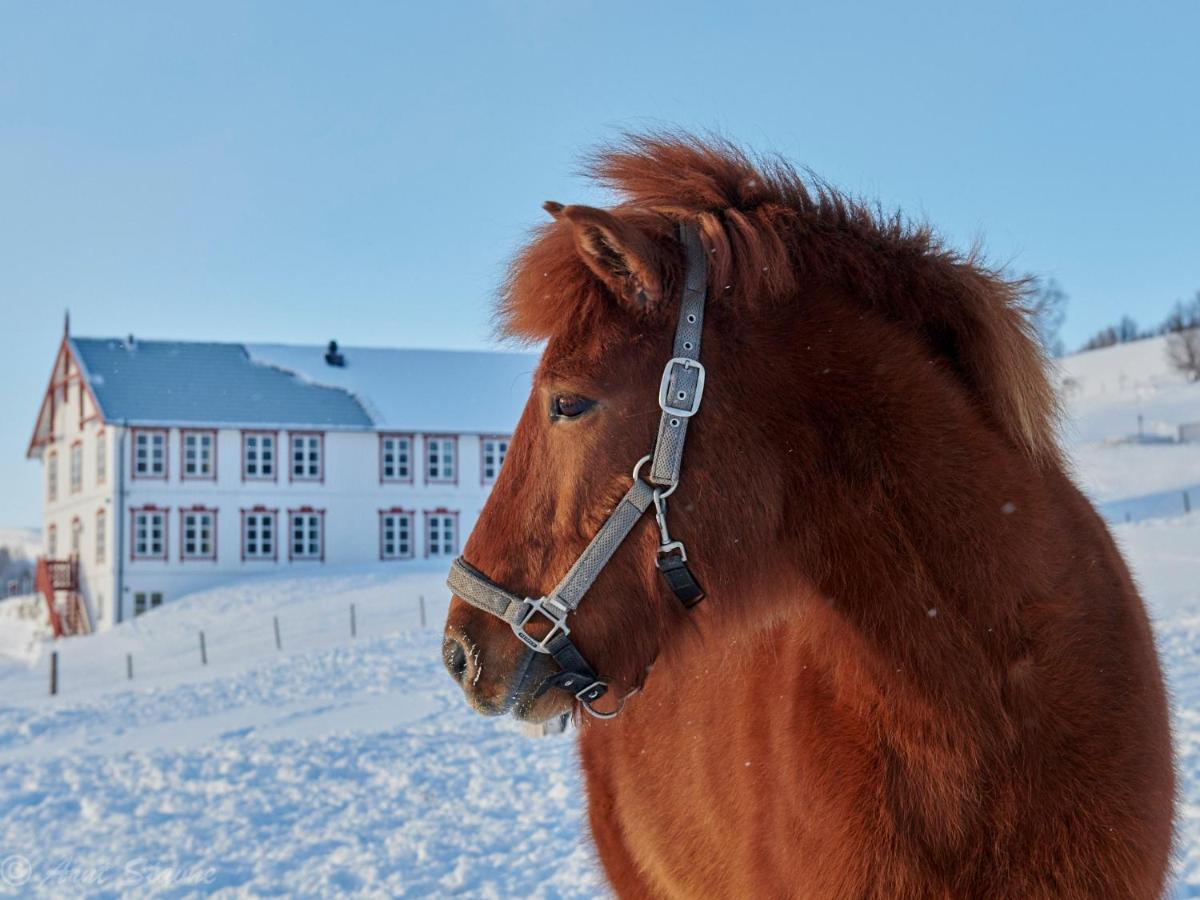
[36,557,89,638]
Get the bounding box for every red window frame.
[287,431,325,483]
[180,429,218,481]
[379,433,415,484]
[479,434,510,485]
[378,508,416,560]
[95,507,106,564]
[241,430,278,482]
[130,505,169,561]
[179,506,219,562]
[240,506,279,562]
[131,427,169,480]
[287,507,326,562]
[423,434,458,485]
[69,440,83,494]
[423,508,460,558]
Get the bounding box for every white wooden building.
[26,330,535,632]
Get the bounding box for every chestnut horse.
[442,136,1174,898]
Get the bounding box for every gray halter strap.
[447,222,708,719]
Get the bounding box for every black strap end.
[657,555,705,609]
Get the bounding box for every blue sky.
[2,1,1198,527]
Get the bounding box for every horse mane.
[501,133,1059,463]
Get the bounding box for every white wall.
[107,427,501,627]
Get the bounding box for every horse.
[441,134,1174,898]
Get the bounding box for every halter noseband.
[447,223,709,719]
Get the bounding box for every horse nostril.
[443,635,469,686]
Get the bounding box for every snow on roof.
[245,343,538,433]
[71,337,375,429]
[66,337,539,433]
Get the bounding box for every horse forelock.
[499,132,1059,464]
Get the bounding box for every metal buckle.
[658,358,706,418]
[511,596,570,654]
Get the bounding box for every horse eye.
[551,393,596,420]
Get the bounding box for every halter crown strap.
[446,222,708,718]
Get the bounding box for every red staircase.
[36,557,91,638]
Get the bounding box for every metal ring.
[631,453,653,481]
[654,481,679,500]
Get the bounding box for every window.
[70,518,82,556]
[288,509,324,561]
[241,431,277,481]
[289,432,323,482]
[425,435,457,484]
[181,430,216,480]
[133,592,163,616]
[481,436,510,484]
[241,508,278,560]
[47,524,57,558]
[425,510,458,558]
[132,429,168,479]
[96,509,106,564]
[70,441,83,493]
[47,451,58,502]
[131,507,168,560]
[96,432,107,484]
[380,510,415,560]
[180,508,217,561]
[380,434,414,483]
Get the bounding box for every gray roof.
[71,338,375,429]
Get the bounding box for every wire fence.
[9,591,437,703]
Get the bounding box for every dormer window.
[132,428,168,479]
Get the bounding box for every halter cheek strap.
[446,222,709,719]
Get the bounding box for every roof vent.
[324,340,345,367]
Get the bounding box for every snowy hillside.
[0,339,1197,897]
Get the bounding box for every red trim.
[379,433,415,484]
[287,431,325,483]
[179,507,219,562]
[180,429,218,481]
[479,434,510,485]
[378,508,416,560]
[287,507,326,561]
[130,505,170,561]
[422,434,458,485]
[27,339,108,457]
[95,507,106,564]
[131,428,169,480]
[69,440,83,494]
[240,506,279,561]
[423,508,460,558]
[241,430,278,482]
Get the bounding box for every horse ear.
[555,204,665,310]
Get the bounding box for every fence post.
[49,650,58,696]
[126,653,133,680]
[419,595,426,628]
[350,603,357,639]
[199,630,208,665]
[273,615,282,651]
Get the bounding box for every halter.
[447,223,709,719]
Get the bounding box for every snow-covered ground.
[0,335,1196,898]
